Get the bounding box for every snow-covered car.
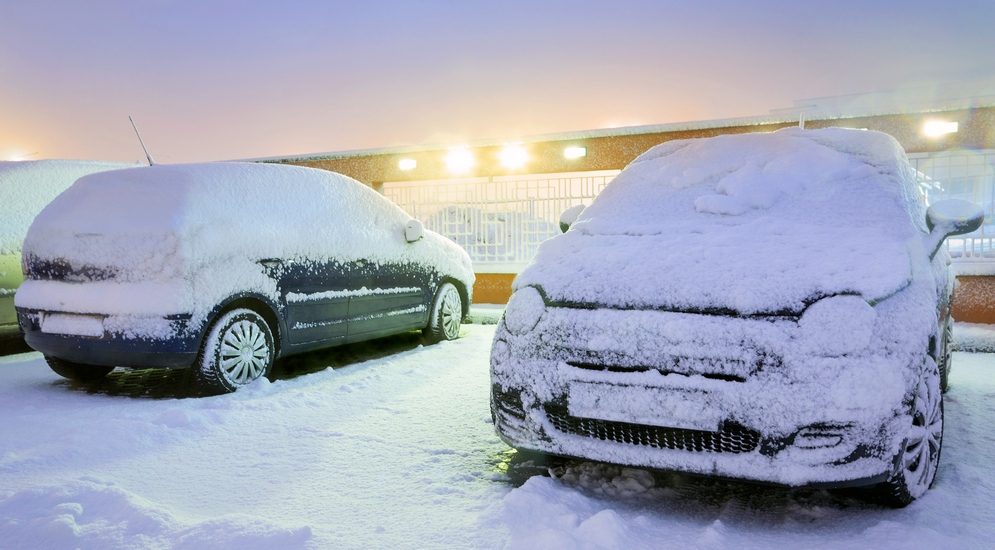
[1,160,136,340]
[16,162,474,393]
[490,127,983,506]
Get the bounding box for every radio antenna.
[128,116,157,166]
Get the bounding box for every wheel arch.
[437,276,471,320]
[199,293,284,358]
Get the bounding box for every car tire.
[45,355,114,382]
[872,357,943,507]
[938,321,952,393]
[193,308,275,395]
[423,282,462,343]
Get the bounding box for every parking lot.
[1,324,994,549]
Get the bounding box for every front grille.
[544,404,760,454]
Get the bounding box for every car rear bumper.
[17,308,199,369]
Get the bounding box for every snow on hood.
[514,128,927,315]
[0,160,137,255]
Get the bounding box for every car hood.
[514,128,929,316]
[513,219,914,316]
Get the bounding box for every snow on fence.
[382,171,619,272]
[911,149,995,262]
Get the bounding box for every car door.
[280,258,352,345]
[347,257,432,338]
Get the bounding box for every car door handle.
[259,259,282,268]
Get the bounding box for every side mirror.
[559,204,586,233]
[404,219,425,243]
[924,199,985,259]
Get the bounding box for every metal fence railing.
[382,171,619,272]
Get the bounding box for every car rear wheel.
[424,282,462,343]
[45,355,114,382]
[194,308,274,394]
[872,358,943,507]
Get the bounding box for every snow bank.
[515,127,926,314]
[16,162,474,328]
[0,479,310,549]
[953,322,995,352]
[0,160,136,255]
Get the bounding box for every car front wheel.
[873,358,943,507]
[424,282,462,343]
[45,355,114,382]
[194,308,275,394]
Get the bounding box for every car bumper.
[17,308,200,369]
[490,308,914,488]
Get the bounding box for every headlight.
[799,295,876,357]
[504,287,546,335]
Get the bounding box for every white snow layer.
[953,322,995,352]
[0,160,137,255]
[15,162,474,329]
[2,328,994,549]
[515,127,927,314]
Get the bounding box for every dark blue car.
[16,162,474,393]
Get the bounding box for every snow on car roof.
[0,160,136,255]
[515,127,928,314]
[19,162,473,321]
[25,162,442,267]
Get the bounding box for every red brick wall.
[952,276,995,324]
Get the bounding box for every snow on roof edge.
[237,97,995,164]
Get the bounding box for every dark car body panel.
[19,309,199,368]
[17,257,454,369]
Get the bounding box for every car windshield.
[575,127,926,241]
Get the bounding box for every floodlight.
[498,144,529,170]
[564,146,587,159]
[924,121,958,137]
[445,147,475,174]
[398,158,417,171]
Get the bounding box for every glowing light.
[398,158,417,170]
[444,147,475,174]
[924,121,958,137]
[498,144,529,170]
[564,147,587,159]
[4,150,38,161]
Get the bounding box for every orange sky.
[2,0,994,163]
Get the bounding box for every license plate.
[567,381,722,432]
[41,313,105,337]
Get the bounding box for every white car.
[490,127,982,506]
[16,162,474,393]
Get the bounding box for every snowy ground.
[2,325,994,549]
